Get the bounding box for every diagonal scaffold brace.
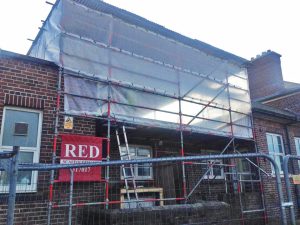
[185,137,235,201]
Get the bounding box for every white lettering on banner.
[65,144,76,157]
[78,145,88,158]
[90,146,100,158]
[64,144,100,158]
[60,159,97,173]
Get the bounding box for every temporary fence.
[0,151,290,225]
[283,155,300,225]
[0,147,19,225]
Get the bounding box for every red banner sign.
[59,135,103,182]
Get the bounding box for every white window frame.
[120,145,153,180]
[266,133,285,173]
[295,137,300,169]
[0,106,43,193]
[203,160,224,179]
[120,187,163,208]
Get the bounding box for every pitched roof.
[29,0,247,65]
[284,81,300,89]
[1,49,56,67]
[252,101,299,121]
[256,85,300,103]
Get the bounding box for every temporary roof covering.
[29,0,253,139]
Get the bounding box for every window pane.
[275,155,282,172]
[123,167,133,178]
[0,152,34,186]
[267,134,274,153]
[137,149,151,157]
[277,136,283,154]
[273,136,280,154]
[120,146,152,180]
[120,147,135,159]
[2,109,40,147]
[212,166,222,177]
[138,165,151,177]
[267,134,285,172]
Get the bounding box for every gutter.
[252,107,297,122]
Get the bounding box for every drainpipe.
[285,124,300,208]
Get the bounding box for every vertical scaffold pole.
[47,67,62,225]
[225,71,245,224]
[68,169,74,225]
[225,70,234,140]
[7,146,20,225]
[179,102,187,200]
[105,20,114,209]
[105,80,111,209]
[177,71,187,200]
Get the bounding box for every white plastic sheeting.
[29,0,253,138]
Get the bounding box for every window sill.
[0,188,37,194]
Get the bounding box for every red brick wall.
[0,54,58,224]
[0,54,58,164]
[0,53,105,224]
[247,51,284,100]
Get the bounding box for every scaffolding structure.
[45,67,268,224]
[27,0,268,224]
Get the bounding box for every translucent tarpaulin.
[29,0,253,138]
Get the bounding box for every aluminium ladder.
[116,125,140,208]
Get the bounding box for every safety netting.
[29,0,252,138]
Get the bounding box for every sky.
[0,0,299,83]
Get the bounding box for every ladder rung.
[120,154,132,158]
[124,176,135,179]
[239,180,261,182]
[242,209,265,213]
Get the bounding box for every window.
[202,160,224,179]
[266,133,284,173]
[120,146,153,180]
[295,138,300,169]
[0,107,43,192]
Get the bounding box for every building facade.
[1,1,299,225]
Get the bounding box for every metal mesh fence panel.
[0,152,286,225]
